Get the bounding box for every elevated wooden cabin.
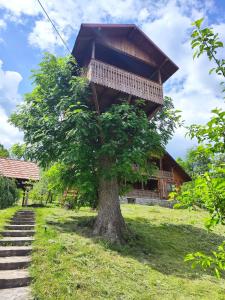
[125,152,191,203]
[72,24,178,116]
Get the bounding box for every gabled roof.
[164,152,191,182]
[72,23,178,83]
[0,158,40,181]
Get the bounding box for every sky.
[0,0,225,158]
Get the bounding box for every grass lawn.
[31,204,225,300]
[0,206,20,233]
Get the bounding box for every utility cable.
[37,0,71,54]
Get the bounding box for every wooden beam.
[90,83,100,115]
[160,158,163,170]
[128,94,132,104]
[150,58,168,80]
[158,70,162,84]
[148,105,162,120]
[91,40,95,59]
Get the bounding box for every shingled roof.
[0,158,40,181]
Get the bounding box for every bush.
[0,176,19,209]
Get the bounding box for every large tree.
[10,53,180,243]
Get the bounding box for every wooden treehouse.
[72,24,178,116]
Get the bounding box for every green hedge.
[0,176,19,209]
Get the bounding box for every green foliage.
[173,166,225,228]
[10,53,181,208]
[191,18,225,80]
[185,242,225,278]
[10,143,27,160]
[189,109,225,154]
[29,163,65,205]
[0,144,9,158]
[176,145,212,178]
[0,176,19,209]
[174,18,225,277]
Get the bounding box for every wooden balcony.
[86,59,163,104]
[158,170,173,179]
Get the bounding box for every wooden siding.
[97,36,156,67]
[86,59,163,104]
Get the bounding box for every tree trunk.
[93,160,126,243]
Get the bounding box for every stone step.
[1,231,35,237]
[0,269,31,289]
[10,221,35,225]
[0,286,32,300]
[15,212,34,215]
[5,225,35,231]
[11,218,35,222]
[0,237,34,246]
[0,246,32,257]
[13,216,34,219]
[11,220,35,224]
[16,210,34,214]
[0,256,31,270]
[14,212,34,215]
[12,216,35,220]
[13,214,34,218]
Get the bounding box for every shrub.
[0,176,19,209]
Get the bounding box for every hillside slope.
[31,204,225,300]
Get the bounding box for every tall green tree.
[0,144,9,158]
[173,18,225,277]
[177,145,212,178]
[10,53,180,243]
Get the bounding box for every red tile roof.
[0,158,40,181]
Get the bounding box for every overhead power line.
[37,0,71,54]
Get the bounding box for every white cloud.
[0,60,22,107]
[0,106,23,148]
[0,19,6,29]
[0,60,23,148]
[28,20,64,52]
[0,0,40,16]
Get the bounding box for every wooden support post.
[91,83,100,115]
[158,70,162,85]
[127,94,132,104]
[24,190,29,207]
[160,158,163,170]
[148,105,162,120]
[22,189,25,207]
[91,41,95,59]
[150,58,168,80]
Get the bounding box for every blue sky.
[0,0,225,158]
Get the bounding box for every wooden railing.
[126,189,160,199]
[149,170,173,179]
[86,59,163,104]
[157,170,173,179]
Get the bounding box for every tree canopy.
[10,53,181,242]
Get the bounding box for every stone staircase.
[0,210,35,299]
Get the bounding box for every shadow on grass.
[45,213,225,279]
